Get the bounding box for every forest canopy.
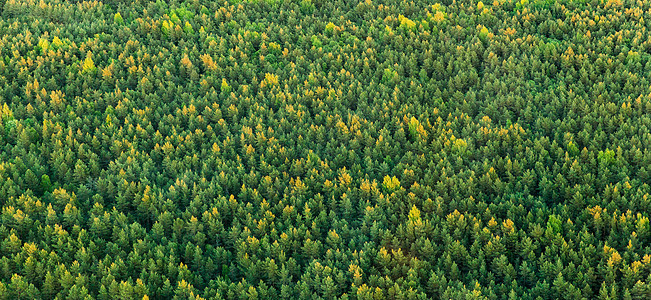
[2,0,651,299]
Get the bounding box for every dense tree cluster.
[1,0,651,298]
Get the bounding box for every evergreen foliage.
[1,0,651,298]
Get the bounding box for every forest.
[1,0,651,298]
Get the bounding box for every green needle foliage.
[1,0,651,299]
[113,12,124,25]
